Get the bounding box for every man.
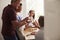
[1,0,29,40]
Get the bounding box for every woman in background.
[25,10,40,29]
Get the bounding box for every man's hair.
[38,16,44,27]
[11,0,20,3]
[11,0,17,3]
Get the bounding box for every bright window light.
[26,0,44,20]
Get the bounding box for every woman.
[25,10,40,29]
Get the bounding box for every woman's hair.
[29,10,35,19]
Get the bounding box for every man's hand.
[11,17,32,29]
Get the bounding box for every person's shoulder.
[3,5,13,11]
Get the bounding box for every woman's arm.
[33,20,40,29]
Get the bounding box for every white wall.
[45,0,60,40]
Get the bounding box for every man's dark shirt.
[1,5,17,36]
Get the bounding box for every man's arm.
[9,8,28,29]
[11,17,28,28]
